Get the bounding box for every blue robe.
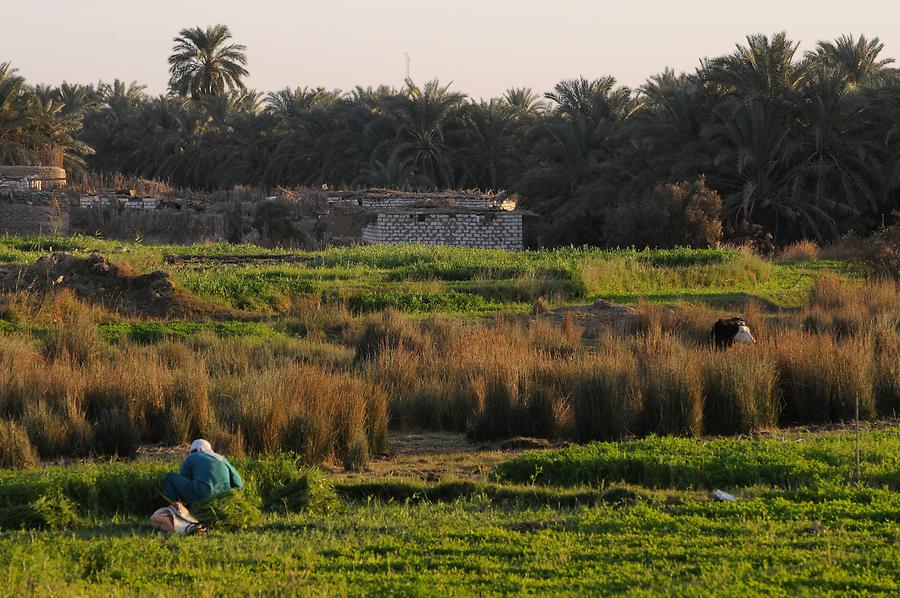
[162,452,243,505]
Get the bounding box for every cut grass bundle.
[190,490,263,529]
[264,468,340,515]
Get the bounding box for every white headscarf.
[189,438,225,462]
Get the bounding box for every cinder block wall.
[361,212,523,250]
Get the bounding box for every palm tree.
[503,87,546,115]
[0,62,30,163]
[806,34,897,88]
[389,80,466,188]
[168,24,248,97]
[702,32,806,104]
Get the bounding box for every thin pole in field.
[855,391,860,481]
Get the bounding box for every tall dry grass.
[213,364,387,469]
[0,272,896,461]
[571,349,642,441]
[702,348,778,435]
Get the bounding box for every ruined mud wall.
[361,212,523,250]
[0,199,69,235]
[68,206,226,243]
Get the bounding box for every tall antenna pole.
[405,52,411,82]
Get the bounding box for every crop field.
[0,237,897,595]
[0,236,856,314]
[1,428,898,595]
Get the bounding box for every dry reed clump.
[531,296,551,316]
[188,334,353,376]
[0,420,39,469]
[778,240,819,262]
[701,348,779,435]
[354,309,426,361]
[637,334,704,437]
[774,332,876,424]
[809,272,856,311]
[571,349,642,441]
[41,293,104,366]
[527,316,582,357]
[467,361,525,441]
[285,298,356,342]
[19,362,91,458]
[213,364,388,469]
[874,334,899,415]
[0,336,43,418]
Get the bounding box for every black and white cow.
[711,317,756,349]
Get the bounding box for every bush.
[92,408,139,457]
[43,297,103,365]
[215,364,388,466]
[603,177,723,249]
[354,309,425,361]
[777,240,819,262]
[0,420,39,468]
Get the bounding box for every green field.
[0,236,857,315]
[1,428,898,595]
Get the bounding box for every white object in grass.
[733,325,756,344]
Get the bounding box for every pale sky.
[3,0,898,98]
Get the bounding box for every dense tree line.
[2,28,899,246]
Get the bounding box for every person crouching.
[162,439,244,506]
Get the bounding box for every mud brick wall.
[0,200,70,235]
[69,207,226,243]
[361,212,523,250]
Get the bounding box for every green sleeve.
[226,460,244,489]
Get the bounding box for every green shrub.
[495,433,887,489]
[602,178,723,249]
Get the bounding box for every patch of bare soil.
[549,298,640,337]
[328,431,563,482]
[0,251,245,320]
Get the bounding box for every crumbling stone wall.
[361,212,523,250]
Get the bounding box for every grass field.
[0,236,857,313]
[0,428,898,595]
[0,237,897,595]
